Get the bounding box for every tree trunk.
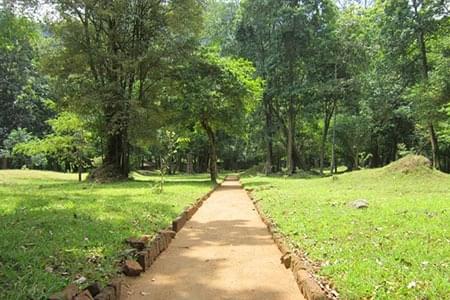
[429,123,439,169]
[78,165,82,182]
[264,93,274,175]
[265,140,273,175]
[209,147,218,183]
[287,103,295,174]
[412,0,439,169]
[329,64,338,175]
[202,120,218,184]
[176,153,182,174]
[277,112,303,172]
[294,142,307,170]
[1,158,7,169]
[105,131,128,175]
[320,110,332,176]
[319,136,327,175]
[330,102,337,175]
[186,153,194,174]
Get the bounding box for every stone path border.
[123,176,302,299]
[244,183,339,300]
[49,180,223,300]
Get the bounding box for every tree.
[0,11,54,151]
[380,0,449,168]
[237,0,281,174]
[0,128,34,168]
[43,0,203,180]
[177,49,262,183]
[238,0,338,175]
[202,0,240,55]
[14,112,94,181]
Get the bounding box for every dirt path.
[123,179,303,300]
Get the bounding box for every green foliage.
[201,0,240,54]
[176,47,262,181]
[152,130,179,193]
[0,128,35,167]
[14,112,95,174]
[41,0,204,177]
[180,49,262,133]
[0,11,54,146]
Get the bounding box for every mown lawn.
[242,168,450,299]
[0,170,212,300]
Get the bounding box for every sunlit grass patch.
[0,170,211,299]
[242,167,450,299]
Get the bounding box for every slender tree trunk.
[330,102,337,175]
[264,93,274,175]
[186,153,194,174]
[319,130,327,175]
[320,109,332,176]
[329,64,339,175]
[429,123,439,169]
[287,102,295,174]
[78,165,82,182]
[412,0,439,169]
[208,138,218,184]
[202,120,218,184]
[176,153,182,173]
[122,130,129,176]
[277,111,302,172]
[265,130,274,175]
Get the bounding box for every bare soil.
[123,179,303,300]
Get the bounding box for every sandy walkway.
[124,179,303,300]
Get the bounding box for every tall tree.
[381,0,448,168]
[0,11,54,155]
[177,49,261,183]
[45,0,202,180]
[237,0,281,174]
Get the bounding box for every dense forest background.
[1,0,449,182]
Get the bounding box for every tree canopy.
[1,0,449,180]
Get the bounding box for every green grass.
[242,168,450,299]
[0,170,212,300]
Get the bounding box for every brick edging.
[49,180,223,300]
[243,183,338,300]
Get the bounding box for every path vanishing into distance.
[124,178,303,300]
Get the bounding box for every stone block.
[123,260,143,277]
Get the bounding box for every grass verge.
[241,168,449,299]
[0,170,212,299]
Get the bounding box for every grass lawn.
[242,167,450,299]
[0,170,213,300]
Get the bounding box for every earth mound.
[87,164,128,183]
[384,155,432,174]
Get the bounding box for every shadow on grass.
[26,179,211,192]
[0,198,180,300]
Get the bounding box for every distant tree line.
[1,0,449,182]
